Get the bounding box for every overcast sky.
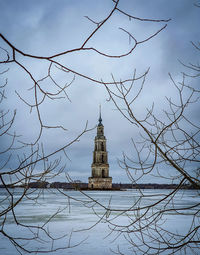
[0,0,199,183]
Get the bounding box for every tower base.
[88,177,112,189]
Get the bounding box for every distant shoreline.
[0,182,198,190]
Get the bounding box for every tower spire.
[98,104,102,126]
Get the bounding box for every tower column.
[88,107,112,189]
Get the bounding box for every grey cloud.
[0,0,199,183]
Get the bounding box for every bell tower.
[88,106,112,189]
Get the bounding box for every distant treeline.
[0,181,198,190]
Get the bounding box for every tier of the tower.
[97,124,105,138]
[93,138,108,164]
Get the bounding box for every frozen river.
[0,188,199,255]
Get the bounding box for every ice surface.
[0,188,199,255]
